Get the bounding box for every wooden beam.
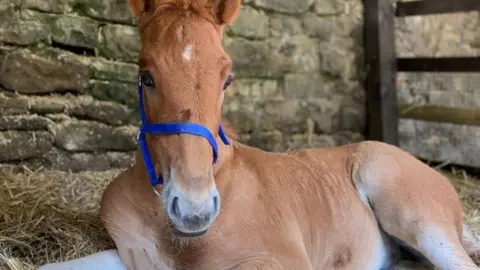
[397,57,480,72]
[398,103,480,126]
[396,0,480,17]
[363,0,399,145]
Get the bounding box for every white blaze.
[182,44,193,61]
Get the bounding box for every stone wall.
[394,6,480,168]
[0,0,366,172]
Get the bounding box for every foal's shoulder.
[99,167,135,226]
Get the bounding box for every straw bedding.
[0,164,479,270]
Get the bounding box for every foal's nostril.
[188,215,203,227]
[213,195,219,213]
[171,197,181,218]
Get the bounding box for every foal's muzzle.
[165,182,220,237]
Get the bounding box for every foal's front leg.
[225,258,312,270]
[114,240,172,270]
[100,173,173,270]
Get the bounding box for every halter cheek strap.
[136,76,230,187]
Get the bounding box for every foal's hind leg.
[352,142,479,270]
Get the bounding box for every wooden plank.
[363,0,399,145]
[398,103,480,126]
[397,57,480,72]
[396,0,480,17]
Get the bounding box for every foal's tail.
[463,223,480,265]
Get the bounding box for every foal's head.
[128,0,240,237]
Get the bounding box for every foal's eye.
[141,73,155,88]
[223,75,233,90]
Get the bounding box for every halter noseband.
[136,76,231,187]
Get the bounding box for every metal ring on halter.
[152,186,161,196]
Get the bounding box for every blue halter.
[136,76,231,187]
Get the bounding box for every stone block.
[228,6,268,39]
[68,96,137,126]
[319,38,358,80]
[52,15,99,49]
[332,131,364,146]
[269,13,303,38]
[284,73,332,98]
[19,9,55,23]
[399,119,480,168]
[0,46,10,61]
[307,97,341,134]
[314,0,341,15]
[106,152,135,169]
[0,7,50,45]
[0,0,17,9]
[247,129,284,152]
[223,99,260,133]
[0,115,53,131]
[281,36,320,74]
[53,120,137,152]
[472,33,480,49]
[253,0,313,14]
[262,98,311,133]
[45,113,71,123]
[0,93,29,115]
[0,131,53,161]
[333,1,363,39]
[96,24,140,62]
[23,0,74,13]
[336,81,366,104]
[224,38,284,78]
[76,0,137,25]
[91,59,138,83]
[23,148,135,172]
[89,80,138,109]
[302,12,334,40]
[28,95,67,114]
[338,96,365,133]
[0,48,90,94]
[228,79,278,100]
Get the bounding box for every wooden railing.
[363,0,480,145]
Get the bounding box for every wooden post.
[363,0,399,145]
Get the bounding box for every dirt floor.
[0,164,479,270]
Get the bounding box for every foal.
[39,0,480,269]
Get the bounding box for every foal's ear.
[211,0,241,25]
[128,0,156,18]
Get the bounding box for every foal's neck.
[212,138,236,176]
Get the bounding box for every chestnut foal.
[39,0,480,269]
